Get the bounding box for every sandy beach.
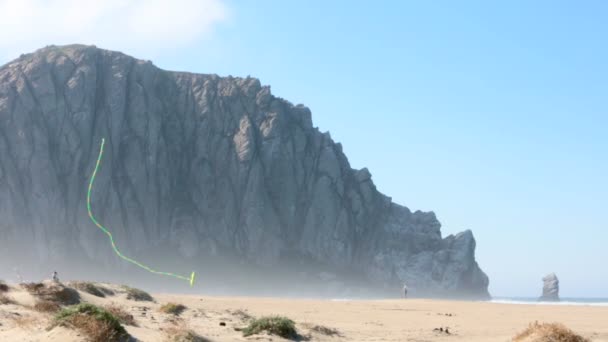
[1,281,607,341]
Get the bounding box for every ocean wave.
[490,299,608,306]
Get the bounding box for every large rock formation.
[0,45,489,298]
[539,273,559,301]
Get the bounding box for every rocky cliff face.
[0,45,489,298]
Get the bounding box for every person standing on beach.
[52,271,59,282]
[403,283,408,298]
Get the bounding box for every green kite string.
[87,138,196,287]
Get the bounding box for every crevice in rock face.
[0,45,489,298]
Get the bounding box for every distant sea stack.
[0,45,489,298]
[539,273,560,301]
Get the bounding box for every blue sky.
[2,0,606,297]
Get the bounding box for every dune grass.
[54,303,129,342]
[122,285,153,302]
[0,293,16,305]
[164,323,210,342]
[229,309,253,321]
[104,303,137,326]
[159,302,187,316]
[12,315,38,329]
[33,300,61,313]
[513,322,589,342]
[242,315,298,339]
[69,281,113,298]
[308,323,340,336]
[21,282,80,305]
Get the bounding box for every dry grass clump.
[65,314,126,342]
[164,322,210,342]
[104,303,137,326]
[242,316,298,339]
[308,323,340,336]
[33,300,61,313]
[53,303,130,342]
[122,285,154,302]
[21,281,80,305]
[229,309,253,321]
[69,281,113,298]
[0,293,16,305]
[0,280,9,292]
[513,322,589,342]
[159,302,187,316]
[13,315,38,329]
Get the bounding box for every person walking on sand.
[403,283,408,298]
[52,271,59,282]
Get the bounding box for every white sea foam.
[490,299,608,307]
[328,297,608,306]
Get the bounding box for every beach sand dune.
[1,282,607,341]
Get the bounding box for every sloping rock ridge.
[0,45,489,298]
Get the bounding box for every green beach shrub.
[242,315,297,339]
